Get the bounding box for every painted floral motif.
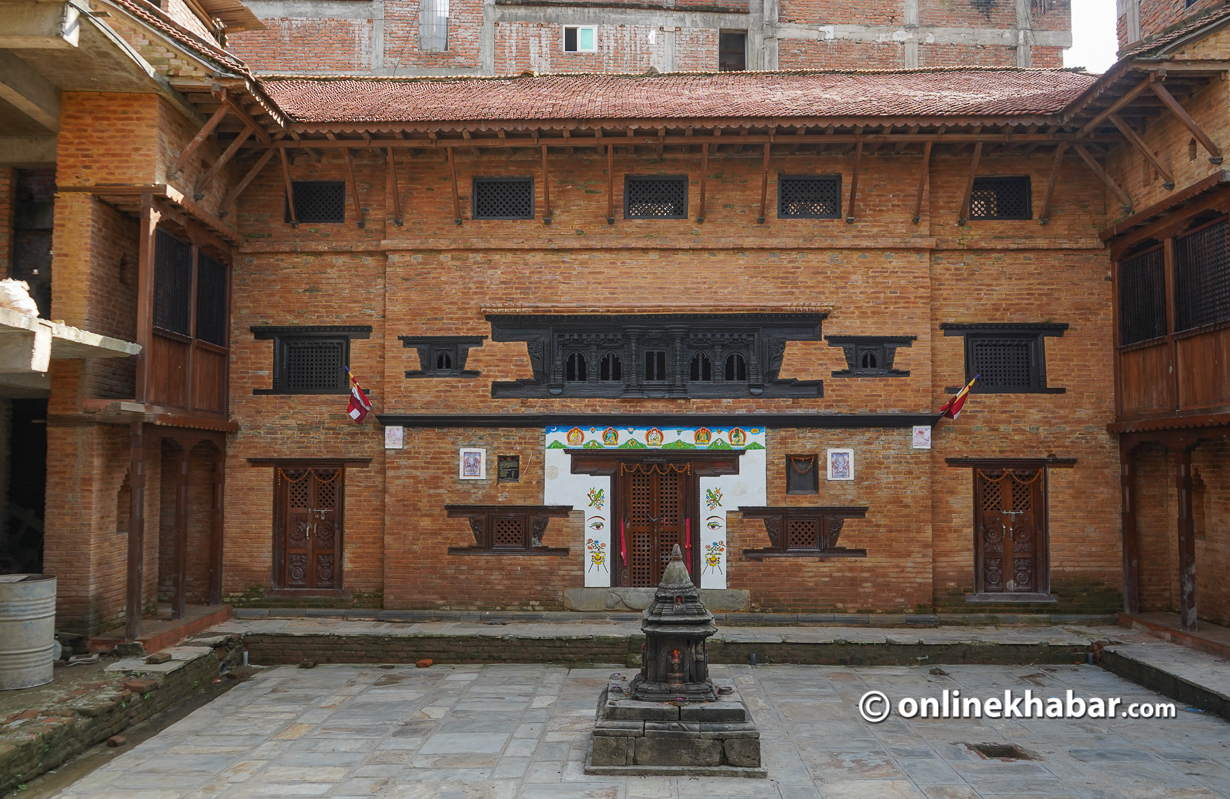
[705,487,723,510]
[704,541,725,574]
[587,515,605,530]
[587,487,605,509]
[587,539,608,572]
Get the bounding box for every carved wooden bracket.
[737,505,869,559]
[445,504,572,555]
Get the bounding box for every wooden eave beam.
[1073,143,1134,212]
[1109,114,1176,189]
[219,147,274,217]
[193,124,253,200]
[1149,79,1225,164]
[342,147,364,228]
[170,101,230,178]
[1076,78,1155,138]
[221,94,274,146]
[957,141,983,226]
[1038,141,1068,225]
[911,140,932,225]
[387,147,403,226]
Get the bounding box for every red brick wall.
[229,19,374,73]
[1123,0,1226,49]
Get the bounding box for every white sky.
[1063,0,1120,74]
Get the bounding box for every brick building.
[2,0,1228,640]
[226,0,1072,77]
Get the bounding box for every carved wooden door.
[275,467,343,590]
[974,469,1044,595]
[618,462,693,587]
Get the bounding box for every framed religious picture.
[912,426,932,450]
[459,448,486,480]
[826,448,854,481]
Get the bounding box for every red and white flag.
[939,374,978,420]
[346,366,372,423]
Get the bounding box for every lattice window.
[787,519,820,550]
[599,352,622,381]
[492,517,526,549]
[644,350,667,381]
[1175,219,1230,332]
[473,177,534,220]
[625,175,688,219]
[725,353,747,381]
[778,175,841,219]
[689,352,712,381]
[786,455,818,495]
[1119,247,1167,345]
[566,351,588,381]
[153,229,192,335]
[195,253,228,346]
[969,336,1034,390]
[979,471,1002,511]
[969,176,1032,220]
[282,339,346,392]
[287,181,344,224]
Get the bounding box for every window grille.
[778,175,841,219]
[1118,247,1167,345]
[153,229,192,335]
[644,350,667,381]
[1175,219,1230,332]
[786,455,818,494]
[599,352,622,381]
[566,352,588,381]
[689,352,712,381]
[492,517,526,549]
[969,337,1035,390]
[625,176,688,219]
[420,0,448,51]
[282,339,346,393]
[195,253,228,346]
[969,176,1032,220]
[787,518,820,549]
[725,353,747,381]
[473,177,534,220]
[287,181,345,224]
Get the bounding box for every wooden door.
[974,469,1045,595]
[275,467,343,590]
[618,462,694,587]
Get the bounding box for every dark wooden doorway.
[616,461,696,587]
[974,468,1047,596]
[274,466,343,590]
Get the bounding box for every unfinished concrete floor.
[50,663,1230,799]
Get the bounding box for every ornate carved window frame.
[738,506,868,559]
[487,313,826,399]
[400,335,486,378]
[445,505,572,555]
[826,335,915,377]
[252,325,372,395]
[941,323,1067,394]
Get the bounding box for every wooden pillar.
[208,443,225,605]
[1120,440,1140,614]
[1175,447,1197,631]
[172,443,190,621]
[124,422,146,643]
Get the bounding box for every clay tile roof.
[1122,3,1230,58]
[106,0,251,75]
[258,68,1098,126]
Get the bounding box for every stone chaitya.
[586,546,764,776]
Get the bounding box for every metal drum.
[0,574,57,690]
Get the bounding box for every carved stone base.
[585,675,765,777]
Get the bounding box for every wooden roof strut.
[756,142,771,224]
[194,124,253,200]
[279,148,297,227]
[606,143,615,225]
[447,146,462,225]
[697,143,709,224]
[1038,141,1068,225]
[1109,114,1175,189]
[541,144,553,224]
[387,147,403,226]
[342,147,365,228]
[911,141,932,225]
[170,100,229,178]
[1073,143,1134,212]
[846,139,863,224]
[219,147,274,217]
[957,141,983,226]
[1149,80,1224,164]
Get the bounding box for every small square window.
[969,176,1031,221]
[625,175,688,219]
[786,455,818,494]
[498,455,521,483]
[473,177,534,220]
[286,181,345,224]
[563,25,597,52]
[778,174,841,219]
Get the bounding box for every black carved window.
[599,352,622,381]
[725,353,747,381]
[778,175,841,219]
[625,175,688,219]
[1175,219,1230,332]
[435,350,454,371]
[969,177,1032,220]
[282,338,347,393]
[566,352,588,381]
[1118,246,1167,345]
[195,253,228,346]
[786,455,818,494]
[153,229,192,336]
[827,336,914,377]
[644,350,667,381]
[287,181,345,224]
[943,324,1064,394]
[689,352,713,381]
[401,336,485,378]
[473,177,534,220]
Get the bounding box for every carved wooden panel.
[275,466,344,590]
[974,469,1044,595]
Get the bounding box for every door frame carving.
[270,460,348,595]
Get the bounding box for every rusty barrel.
[0,574,57,690]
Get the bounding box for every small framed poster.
[912,426,932,450]
[826,448,854,481]
[459,448,486,480]
[385,426,405,450]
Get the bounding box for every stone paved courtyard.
[51,663,1230,799]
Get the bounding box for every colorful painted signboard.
[543,424,767,588]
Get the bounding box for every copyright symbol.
[858,691,891,723]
